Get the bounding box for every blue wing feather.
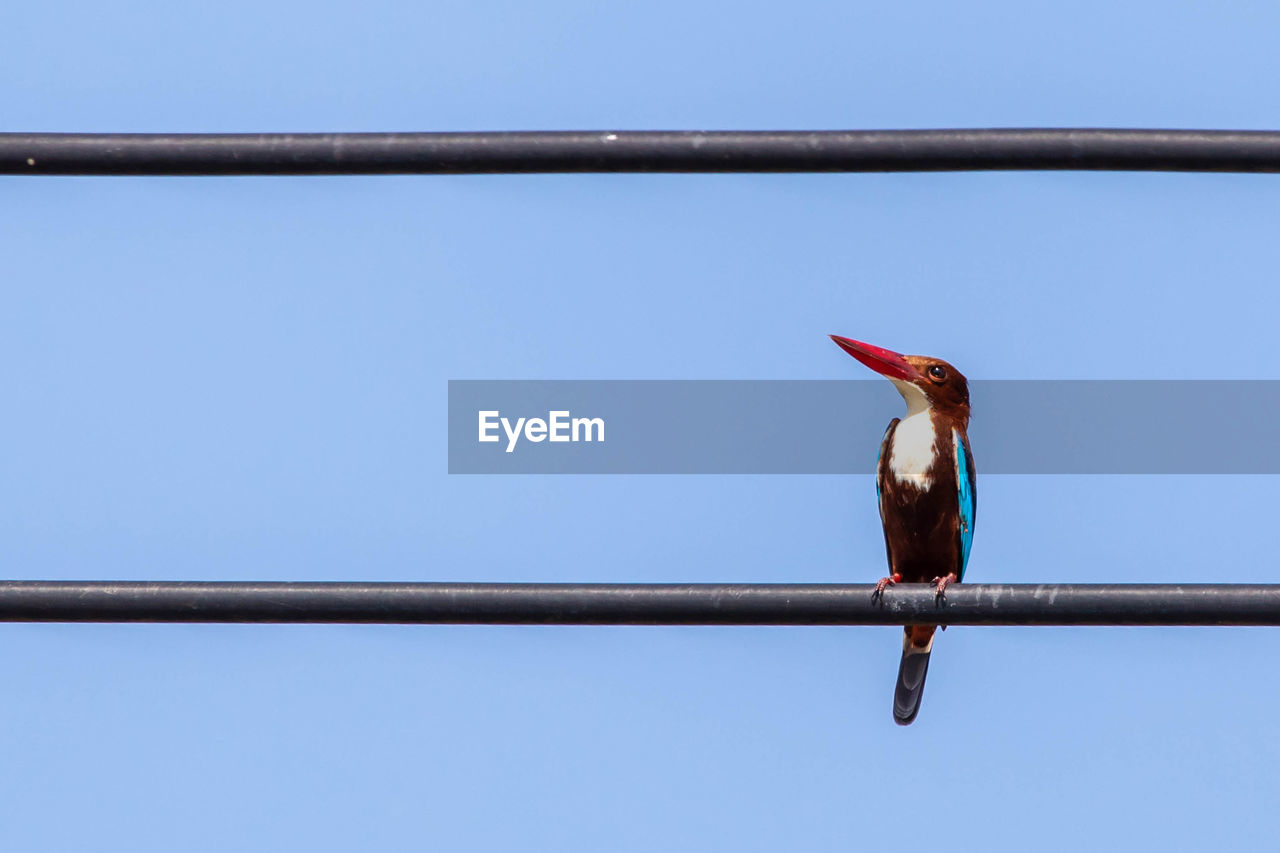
[952,428,977,580]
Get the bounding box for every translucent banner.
[447,380,1275,474]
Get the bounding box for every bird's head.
[829,335,970,421]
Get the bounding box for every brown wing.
[875,418,899,572]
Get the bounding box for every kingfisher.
[830,335,976,726]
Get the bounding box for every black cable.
[4,129,1280,175]
[0,582,1274,625]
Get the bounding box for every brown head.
[829,335,970,424]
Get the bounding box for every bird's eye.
[927,365,947,382]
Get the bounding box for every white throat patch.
[887,380,937,490]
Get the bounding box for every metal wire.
[0,582,1275,625]
[5,129,1280,175]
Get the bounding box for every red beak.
[829,335,920,381]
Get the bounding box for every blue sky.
[3,0,1280,849]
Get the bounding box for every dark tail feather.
[893,627,935,726]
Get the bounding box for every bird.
[829,335,976,726]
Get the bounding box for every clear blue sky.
[3,0,1280,849]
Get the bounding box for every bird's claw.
[932,573,958,600]
[872,573,902,602]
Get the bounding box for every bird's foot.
[932,573,958,600]
[872,573,902,601]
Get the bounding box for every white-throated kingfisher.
[830,335,976,726]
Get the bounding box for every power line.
[0,582,1274,625]
[4,129,1280,176]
